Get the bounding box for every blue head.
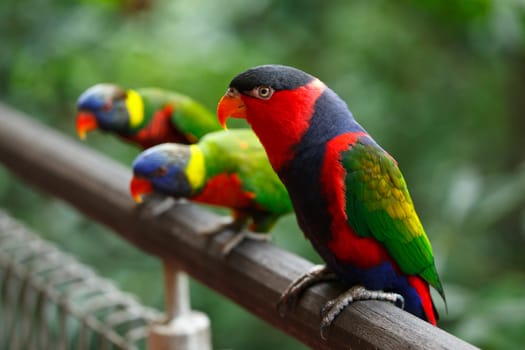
[76,83,131,138]
[130,143,195,202]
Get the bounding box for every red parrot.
[217,65,445,335]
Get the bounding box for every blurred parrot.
[130,129,293,254]
[76,83,221,148]
[217,65,446,335]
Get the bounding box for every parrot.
[76,83,221,148]
[129,129,293,254]
[217,64,446,335]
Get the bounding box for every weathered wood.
[0,103,478,350]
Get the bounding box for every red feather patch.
[322,132,439,324]
[407,275,437,325]
[192,173,256,209]
[127,105,188,148]
[321,132,392,268]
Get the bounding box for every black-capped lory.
[130,129,293,254]
[76,84,221,148]
[217,65,446,335]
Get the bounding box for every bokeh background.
[1,0,525,349]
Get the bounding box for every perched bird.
[130,129,293,254]
[76,84,221,148]
[217,65,445,334]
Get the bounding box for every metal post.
[147,262,211,350]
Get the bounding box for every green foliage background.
[1,0,525,348]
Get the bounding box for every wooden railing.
[0,103,478,350]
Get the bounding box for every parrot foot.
[277,265,338,317]
[319,285,404,340]
[220,231,272,256]
[149,197,178,216]
[197,216,238,236]
[243,231,273,241]
[197,216,271,256]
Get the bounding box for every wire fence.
[0,210,162,350]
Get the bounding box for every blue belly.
[329,259,428,321]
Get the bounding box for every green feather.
[343,140,445,301]
[196,129,293,231]
[136,87,221,139]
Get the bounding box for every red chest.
[126,105,191,148]
[192,173,256,209]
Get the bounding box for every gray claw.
[219,230,271,256]
[199,216,272,256]
[244,231,272,242]
[276,265,337,317]
[319,285,404,340]
[220,231,254,255]
[149,197,177,216]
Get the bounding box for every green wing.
[200,129,293,215]
[174,98,222,140]
[138,87,221,141]
[343,140,444,297]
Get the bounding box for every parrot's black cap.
[229,65,315,92]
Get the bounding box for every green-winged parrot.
[130,129,293,254]
[217,65,446,334]
[76,84,221,148]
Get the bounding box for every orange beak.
[217,91,247,129]
[129,176,153,203]
[76,112,99,140]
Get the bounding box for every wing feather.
[342,139,444,297]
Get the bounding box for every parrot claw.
[220,231,272,256]
[244,231,273,242]
[197,216,238,236]
[137,195,182,218]
[277,265,337,317]
[148,197,178,216]
[319,285,404,340]
[198,216,271,256]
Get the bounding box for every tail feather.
[407,275,439,325]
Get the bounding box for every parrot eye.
[152,166,168,177]
[101,101,112,112]
[254,86,274,100]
